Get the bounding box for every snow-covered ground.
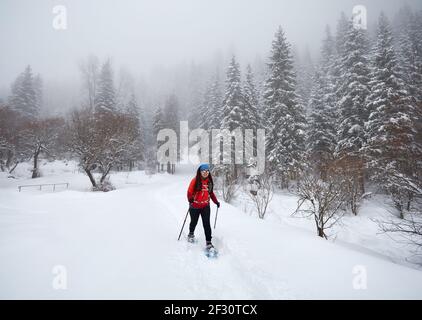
[1,160,422,299]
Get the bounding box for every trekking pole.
[177,208,190,241]
[214,206,219,229]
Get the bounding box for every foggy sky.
[1,0,421,100]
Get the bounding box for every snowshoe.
[187,234,197,243]
[204,242,218,258]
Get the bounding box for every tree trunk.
[84,168,97,187]
[9,161,19,174]
[407,192,413,211]
[100,164,112,184]
[5,150,13,169]
[317,227,325,238]
[32,149,40,178]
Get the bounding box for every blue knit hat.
[199,163,210,171]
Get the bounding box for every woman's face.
[201,170,209,178]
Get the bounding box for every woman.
[187,163,220,249]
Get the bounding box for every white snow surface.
[1,160,422,299]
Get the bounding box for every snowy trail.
[155,174,289,299]
[1,163,422,299]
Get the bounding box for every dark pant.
[189,205,212,242]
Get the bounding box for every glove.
[188,198,194,204]
[216,202,220,208]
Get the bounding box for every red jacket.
[187,177,218,209]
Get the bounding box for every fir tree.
[126,93,145,160]
[335,21,370,160]
[263,26,306,187]
[243,64,262,161]
[221,56,244,132]
[8,65,38,119]
[364,13,421,216]
[307,26,337,176]
[243,64,261,130]
[295,47,315,110]
[200,71,223,131]
[163,94,180,134]
[95,59,116,114]
[153,106,165,138]
[33,74,43,116]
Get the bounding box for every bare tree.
[214,164,239,203]
[94,111,140,187]
[20,117,64,178]
[380,214,422,251]
[293,171,348,239]
[0,105,29,174]
[67,107,140,191]
[245,172,273,219]
[66,107,98,187]
[377,171,422,254]
[79,55,100,108]
[332,156,365,215]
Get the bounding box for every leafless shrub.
[245,172,273,219]
[293,171,348,239]
[379,213,422,253]
[213,164,240,203]
[20,117,65,178]
[67,107,139,191]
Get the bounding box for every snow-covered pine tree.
[163,94,180,134]
[116,68,136,113]
[243,64,262,164]
[335,12,349,59]
[263,26,306,188]
[209,72,223,130]
[295,47,315,111]
[199,79,214,131]
[153,106,165,138]
[187,62,205,129]
[334,19,370,200]
[95,59,116,114]
[216,56,244,180]
[221,56,244,132]
[395,8,422,104]
[251,54,267,117]
[307,26,337,178]
[332,12,349,105]
[199,71,223,131]
[395,8,422,156]
[8,65,38,119]
[364,13,421,217]
[243,64,261,130]
[125,93,144,169]
[33,74,43,116]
